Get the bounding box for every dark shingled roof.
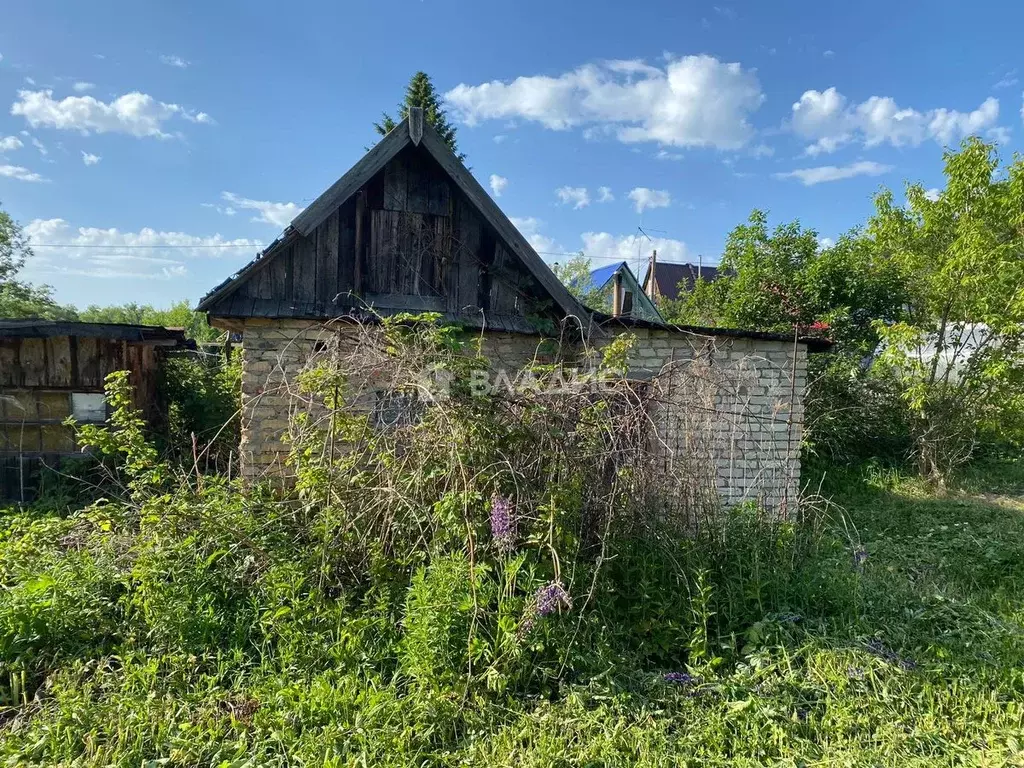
[642,262,721,302]
[0,319,190,345]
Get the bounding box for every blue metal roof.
[587,261,627,288]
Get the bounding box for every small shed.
[0,319,189,501]
[198,108,828,511]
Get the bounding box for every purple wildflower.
[489,494,517,556]
[853,547,869,568]
[777,612,802,624]
[663,672,698,686]
[535,581,572,616]
[518,581,572,638]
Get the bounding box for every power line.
[30,243,266,249]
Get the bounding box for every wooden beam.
[408,106,424,145]
[354,190,366,296]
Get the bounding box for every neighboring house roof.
[0,319,189,345]
[197,109,589,326]
[642,261,721,302]
[584,262,664,324]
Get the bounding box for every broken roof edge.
[0,319,192,345]
[591,312,834,352]
[196,229,298,312]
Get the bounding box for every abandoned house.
[199,108,828,510]
[0,319,189,500]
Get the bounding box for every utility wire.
[29,243,266,248]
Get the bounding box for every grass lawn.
[1,461,1023,766]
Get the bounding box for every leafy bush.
[158,353,241,472]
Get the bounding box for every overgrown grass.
[0,460,1022,765]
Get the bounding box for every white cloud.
[81,151,100,166]
[581,231,688,263]
[774,160,893,186]
[817,236,835,248]
[22,218,260,280]
[72,82,95,93]
[556,186,590,209]
[0,164,46,182]
[446,54,764,150]
[628,187,671,213]
[993,71,1018,90]
[510,216,560,254]
[30,136,47,155]
[597,186,614,202]
[510,217,689,264]
[160,54,189,69]
[0,136,23,152]
[220,191,302,228]
[11,89,213,139]
[493,134,508,144]
[923,187,941,201]
[489,174,509,197]
[823,50,835,58]
[202,202,237,216]
[792,87,1001,154]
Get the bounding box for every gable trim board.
[198,111,589,327]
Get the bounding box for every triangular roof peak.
[268,108,587,321]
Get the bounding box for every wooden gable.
[200,114,587,333]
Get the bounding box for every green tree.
[662,210,908,462]
[0,204,78,319]
[868,138,1024,479]
[374,71,465,161]
[664,210,903,353]
[79,299,219,342]
[551,253,611,311]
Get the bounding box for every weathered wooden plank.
[316,210,340,310]
[353,191,366,296]
[427,173,451,216]
[337,199,355,302]
[363,294,445,312]
[477,228,496,311]
[18,339,46,388]
[406,151,430,215]
[283,245,294,300]
[454,198,482,313]
[429,214,450,295]
[0,342,20,387]
[267,246,290,299]
[383,152,407,211]
[45,337,73,388]
[292,235,317,304]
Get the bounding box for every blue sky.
[1,0,1021,308]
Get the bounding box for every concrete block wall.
[238,319,808,510]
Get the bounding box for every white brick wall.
[237,319,809,512]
